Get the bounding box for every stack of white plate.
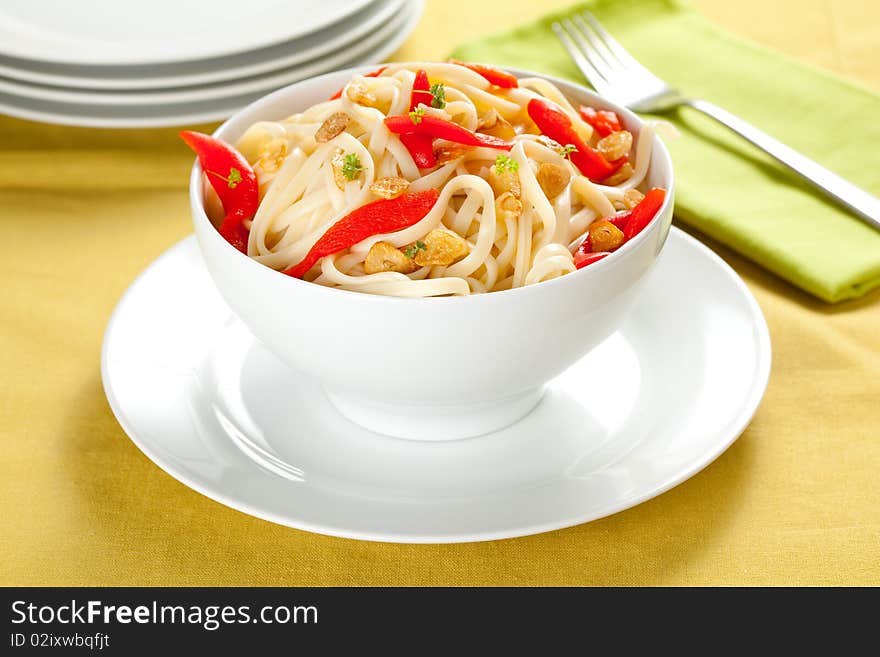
[0,0,422,128]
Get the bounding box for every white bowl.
[189,65,675,440]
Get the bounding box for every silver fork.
[554,12,880,232]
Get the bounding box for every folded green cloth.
[451,0,880,302]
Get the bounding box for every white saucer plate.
[102,228,771,543]
[0,0,406,93]
[0,0,374,66]
[0,1,422,128]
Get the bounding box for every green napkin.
[451,0,880,302]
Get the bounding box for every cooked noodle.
[228,62,657,297]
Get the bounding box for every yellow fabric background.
[1,0,878,586]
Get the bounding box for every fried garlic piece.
[614,187,646,210]
[588,219,625,252]
[413,229,469,267]
[369,176,410,199]
[601,162,634,186]
[535,162,571,200]
[477,108,517,140]
[488,165,521,199]
[534,135,566,154]
[255,138,289,173]
[315,112,350,143]
[495,191,523,223]
[622,188,645,209]
[597,130,633,161]
[364,242,417,274]
[330,149,348,190]
[434,145,469,166]
[345,80,377,107]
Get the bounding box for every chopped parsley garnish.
[207,166,243,189]
[561,144,578,159]
[408,106,426,124]
[341,153,364,181]
[429,82,446,109]
[403,240,427,259]
[494,154,519,174]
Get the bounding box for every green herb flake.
[341,153,364,181]
[227,167,242,188]
[403,240,427,259]
[408,106,426,125]
[561,144,578,159]
[429,82,446,109]
[494,154,519,174]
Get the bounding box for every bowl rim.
[189,63,675,305]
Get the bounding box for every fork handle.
[686,99,880,231]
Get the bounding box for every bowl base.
[323,386,545,441]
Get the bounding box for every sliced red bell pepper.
[449,60,518,88]
[608,212,631,232]
[329,66,388,100]
[409,69,433,111]
[218,207,251,254]
[397,69,438,168]
[578,105,623,137]
[610,188,666,240]
[575,188,666,267]
[282,189,440,279]
[400,133,437,168]
[180,130,259,253]
[385,114,513,150]
[526,98,625,182]
[573,250,610,269]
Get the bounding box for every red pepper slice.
[449,60,518,88]
[385,114,513,150]
[282,189,440,279]
[613,188,666,240]
[400,133,437,168]
[526,98,624,181]
[578,105,623,137]
[575,188,666,268]
[396,69,438,168]
[218,207,251,254]
[573,250,610,269]
[329,66,388,100]
[608,212,631,233]
[409,69,433,111]
[180,130,259,253]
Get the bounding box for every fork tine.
[554,19,611,94]
[560,18,615,80]
[571,14,626,74]
[551,21,607,93]
[579,10,654,77]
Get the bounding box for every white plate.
[0,0,404,91]
[0,0,374,66]
[0,1,409,106]
[101,229,771,543]
[0,1,422,128]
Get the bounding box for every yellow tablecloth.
[1,0,878,586]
